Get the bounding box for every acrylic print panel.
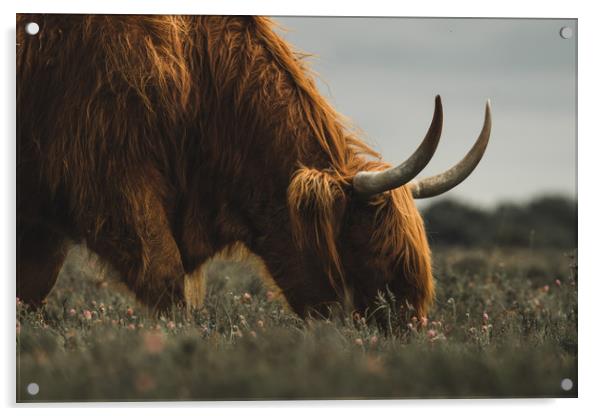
[16,15,577,401]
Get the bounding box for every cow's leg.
[90,223,186,314]
[106,235,183,314]
[136,221,186,314]
[182,242,285,311]
[184,263,208,310]
[17,222,68,307]
[87,190,186,314]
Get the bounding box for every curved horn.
[353,95,443,196]
[411,99,492,199]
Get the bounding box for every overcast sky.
[273,17,577,208]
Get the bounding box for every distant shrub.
[422,195,576,249]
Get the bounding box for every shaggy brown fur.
[17,15,433,317]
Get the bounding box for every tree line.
[421,195,577,249]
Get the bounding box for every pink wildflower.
[143,332,165,354]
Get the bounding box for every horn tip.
[434,95,443,113]
[484,100,492,124]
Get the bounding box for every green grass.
[16,246,577,401]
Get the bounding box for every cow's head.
[287,96,491,320]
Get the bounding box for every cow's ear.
[287,167,347,282]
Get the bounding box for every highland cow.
[17,15,491,319]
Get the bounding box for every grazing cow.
[17,15,491,319]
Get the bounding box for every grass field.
[16,245,577,401]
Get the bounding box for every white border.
[2,0,600,414]
[10,0,584,17]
